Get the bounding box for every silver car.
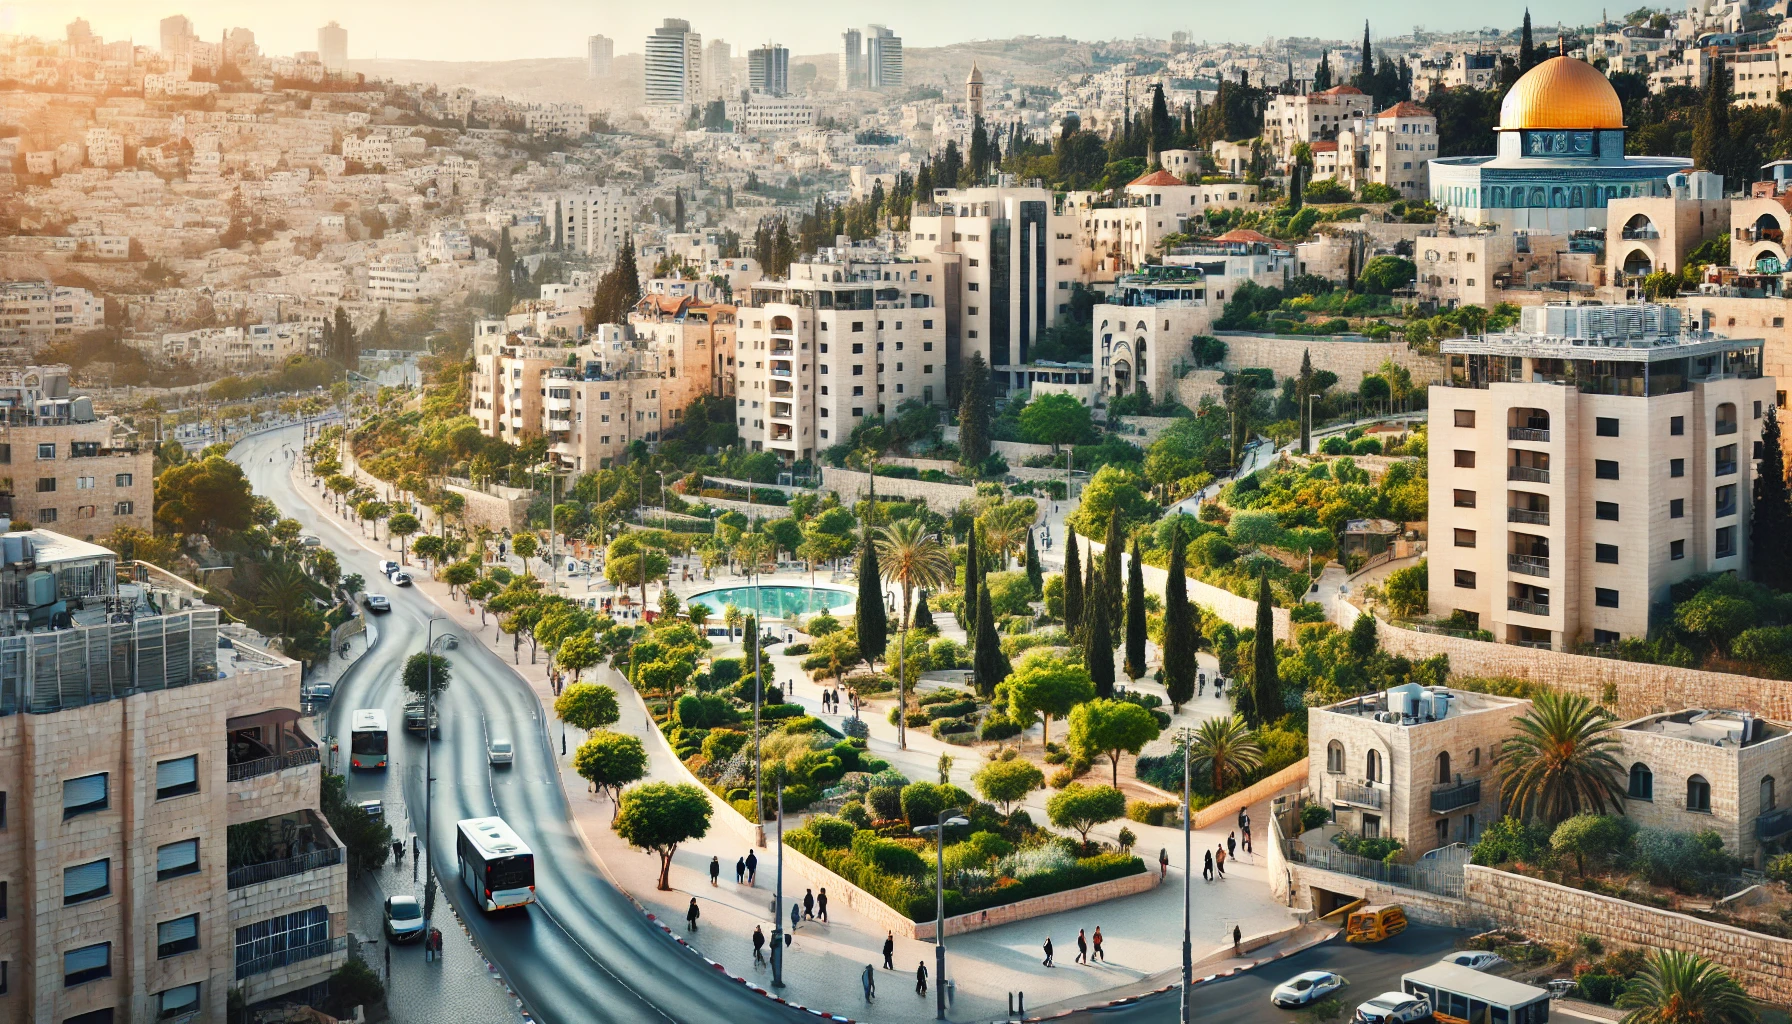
[384,895,424,943]
[1272,971,1345,1008]
[358,799,384,822]
[1439,950,1508,972]
[488,740,514,766]
[1353,992,1430,1024]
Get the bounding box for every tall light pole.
[1179,726,1194,1024]
[750,539,765,846]
[422,614,451,954]
[914,815,968,1019]
[770,769,787,987]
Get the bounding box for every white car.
[302,681,334,702]
[384,896,424,943]
[358,799,384,821]
[392,572,413,587]
[1352,992,1431,1024]
[1439,950,1507,972]
[378,560,400,576]
[488,740,514,766]
[1272,971,1345,1008]
[362,594,390,613]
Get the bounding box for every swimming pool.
[684,584,855,620]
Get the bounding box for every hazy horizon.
[3,1,1614,64]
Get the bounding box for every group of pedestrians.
[861,932,932,1003]
[820,688,845,714]
[712,850,758,886]
[1039,925,1106,967]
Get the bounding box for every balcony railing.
[1507,427,1551,442]
[1507,507,1549,526]
[235,935,346,980]
[770,368,792,378]
[1507,597,1551,616]
[1508,465,1550,483]
[1715,420,1738,435]
[226,845,343,890]
[1620,227,1662,240]
[1515,638,1554,650]
[1334,778,1383,809]
[1431,778,1483,814]
[228,745,320,783]
[1509,553,1550,578]
[1757,806,1792,841]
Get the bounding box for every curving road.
[233,425,812,1024]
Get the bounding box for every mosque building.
[1428,56,1690,231]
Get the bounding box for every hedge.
[1126,800,1180,827]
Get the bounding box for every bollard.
[1018,991,1024,1016]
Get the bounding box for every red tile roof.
[1128,169,1187,187]
[1312,85,1364,97]
[1211,229,1293,250]
[1309,140,1339,152]
[1377,101,1434,119]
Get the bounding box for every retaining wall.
[1212,333,1446,386]
[821,466,980,513]
[1192,759,1310,831]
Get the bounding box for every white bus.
[456,817,536,911]
[349,709,389,770]
[1400,961,1552,1024]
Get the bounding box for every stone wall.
[448,482,532,533]
[821,466,979,513]
[913,869,1160,940]
[1287,862,1487,929]
[878,456,959,474]
[1213,333,1446,386]
[1175,369,1226,411]
[991,439,1055,461]
[1192,759,1310,830]
[1464,865,1792,1002]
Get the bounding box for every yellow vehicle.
[1344,904,1408,944]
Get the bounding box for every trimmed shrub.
[1126,800,1179,827]
[979,713,1022,741]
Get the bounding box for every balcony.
[1508,427,1551,442]
[1431,778,1482,814]
[1508,465,1550,484]
[771,342,794,356]
[227,811,341,890]
[227,845,342,889]
[228,744,320,783]
[1334,778,1384,809]
[770,368,792,378]
[236,936,347,981]
[1507,597,1551,616]
[1757,806,1792,842]
[1507,507,1549,526]
[228,712,316,782]
[1509,553,1550,578]
[1620,227,1662,240]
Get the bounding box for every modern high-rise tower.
[645,18,703,105]
[840,28,863,90]
[704,39,732,100]
[317,21,347,70]
[867,25,903,89]
[748,44,789,97]
[587,35,614,79]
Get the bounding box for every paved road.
[233,426,814,1024]
[1051,924,1468,1024]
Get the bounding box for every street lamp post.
[422,615,451,955]
[914,815,968,1019]
[1180,726,1194,1024]
[770,772,786,987]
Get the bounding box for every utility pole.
[1180,727,1193,1024]
[770,773,785,986]
[423,615,449,953]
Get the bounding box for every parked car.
[1272,971,1346,1008]
[1352,992,1431,1024]
[1439,951,1507,972]
[301,535,322,547]
[302,681,334,702]
[362,594,390,613]
[358,799,384,822]
[392,572,413,587]
[384,896,424,943]
[488,739,514,766]
[378,560,399,576]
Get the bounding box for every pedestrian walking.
[709,856,720,886]
[1092,926,1105,962]
[1076,928,1088,964]
[1237,807,1248,832]
[791,901,801,934]
[1159,847,1169,879]
[1243,826,1253,854]
[392,839,404,863]
[817,888,829,922]
[1232,924,1243,956]
[1203,849,1214,881]
[862,964,876,1002]
[916,961,929,995]
[1216,844,1227,878]
[735,856,745,884]
[803,889,815,920]
[753,926,767,964]
[1042,936,1055,967]
[883,932,895,970]
[746,849,758,885]
[687,898,701,932]
[1227,831,1237,860]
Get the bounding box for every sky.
[2,1,1616,62]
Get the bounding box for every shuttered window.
[63,942,111,986]
[63,773,107,818]
[157,915,199,958]
[155,756,198,800]
[156,839,199,881]
[63,859,109,905]
[159,983,200,1017]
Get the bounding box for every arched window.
[1716,402,1737,432]
[1764,775,1777,812]
[1512,189,1527,209]
[1687,774,1711,812]
[1436,751,1452,785]
[1628,762,1653,800]
[1550,187,1566,208]
[1491,186,1507,207]
[1570,186,1585,207]
[1327,741,1344,774]
[1530,187,1547,207]
[1366,749,1382,783]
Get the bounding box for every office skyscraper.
[587,35,614,78]
[748,44,789,96]
[318,21,347,70]
[705,39,732,100]
[867,25,903,89]
[840,28,863,90]
[645,18,703,105]
[159,14,193,60]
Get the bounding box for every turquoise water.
[685,584,855,619]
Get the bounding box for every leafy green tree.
[973,758,1046,812]
[154,455,256,536]
[1499,691,1627,824]
[1383,560,1428,618]
[961,526,982,640]
[1068,698,1162,787]
[1025,529,1044,597]
[441,560,478,596]
[1161,526,1198,711]
[511,532,539,573]
[555,681,620,730]
[972,581,1010,697]
[1082,572,1115,697]
[1550,814,1635,876]
[1617,950,1757,1024]
[615,781,713,889]
[1358,255,1416,295]
[321,772,393,873]
[576,730,649,823]
[1005,650,1096,747]
[402,652,451,701]
[856,527,888,666]
[1102,513,1125,642]
[411,534,447,568]
[1019,392,1096,448]
[1063,534,1084,636]
[387,513,421,562]
[1046,783,1127,846]
[1188,714,1263,794]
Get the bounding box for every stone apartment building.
[626,294,738,410]
[0,528,344,1023]
[1616,708,1792,866]
[0,366,153,539]
[1429,303,1774,648]
[1093,266,1215,404]
[1262,85,1375,164]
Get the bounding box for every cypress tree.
[972,581,1009,697]
[1249,570,1280,728]
[1752,407,1792,590]
[913,590,935,632]
[1297,348,1315,454]
[1025,529,1044,597]
[1083,541,1099,637]
[1123,537,1147,681]
[1162,525,1196,712]
[1692,59,1731,178]
[1359,21,1372,82]
[962,528,982,640]
[1519,10,1536,73]
[1083,575,1115,698]
[1102,513,1125,646]
[856,528,888,667]
[1063,535,1084,635]
[959,353,992,469]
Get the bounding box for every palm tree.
[1499,690,1628,824]
[1617,950,1758,1024]
[876,518,953,749]
[253,558,316,651]
[722,603,743,641]
[687,602,711,635]
[980,503,1030,570]
[1188,714,1263,794]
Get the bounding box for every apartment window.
[850,322,864,332]
[851,408,864,417]
[1596,460,1619,480]
[851,365,863,376]
[1716,525,1737,558]
[35,477,54,493]
[1716,484,1738,517]
[64,858,110,908]
[924,364,934,373]
[1453,529,1476,548]
[1717,444,1737,474]
[1628,761,1654,799]
[75,476,93,490]
[158,984,200,1020]
[1671,539,1686,560]
[157,915,199,958]
[818,343,829,353]
[1670,415,1684,436]
[852,386,864,396]
[155,755,197,799]
[851,343,863,354]
[114,501,134,516]
[63,773,108,818]
[1596,543,1618,564]
[63,942,111,987]
[1453,569,1476,589]
[1453,409,1475,427]
[35,443,53,460]
[64,1010,111,1024]
[1452,489,1476,508]
[37,508,55,524]
[1453,449,1476,468]
[1670,458,1685,478]
[156,839,199,881]
[0,880,7,919]
[923,321,933,330]
[1595,501,1619,521]
[1595,588,1620,608]
[1687,774,1712,812]
[1595,416,1620,437]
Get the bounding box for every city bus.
[456,817,536,911]
[1400,961,1552,1024]
[349,709,389,769]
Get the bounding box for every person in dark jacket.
[916,961,929,995]
[753,925,766,963]
[709,856,720,886]
[686,898,700,931]
[883,931,895,969]
[817,888,829,922]
[1042,936,1055,967]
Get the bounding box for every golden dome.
[1497,56,1625,131]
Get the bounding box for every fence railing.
[1507,465,1550,483]
[228,745,320,783]
[1507,427,1551,442]
[227,845,342,889]
[1333,778,1383,809]
[1430,778,1482,814]
[1287,839,1467,897]
[1507,507,1550,526]
[234,935,346,980]
[1509,553,1550,578]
